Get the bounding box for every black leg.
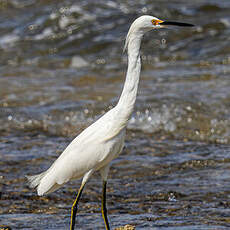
[101,180,110,230]
[70,183,85,230]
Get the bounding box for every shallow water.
[1,0,230,229]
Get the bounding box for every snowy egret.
[26,15,194,230]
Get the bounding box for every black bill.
[161,21,194,27]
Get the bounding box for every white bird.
[26,15,193,230]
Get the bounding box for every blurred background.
[1,0,230,229]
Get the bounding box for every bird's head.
[129,15,164,33]
[124,15,194,51]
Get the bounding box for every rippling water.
[1,0,230,229]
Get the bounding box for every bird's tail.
[26,171,47,190]
[26,169,62,196]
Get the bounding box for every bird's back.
[27,106,127,195]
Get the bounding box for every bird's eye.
[151,19,158,26]
[151,19,164,26]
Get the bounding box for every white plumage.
[27,15,157,195]
[27,107,126,195]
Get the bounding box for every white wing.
[29,107,126,195]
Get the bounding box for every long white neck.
[115,33,143,123]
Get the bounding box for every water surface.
[1,0,230,229]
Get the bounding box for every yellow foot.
[114,224,135,230]
[0,226,12,230]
